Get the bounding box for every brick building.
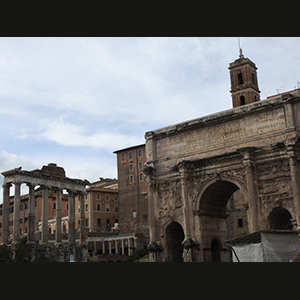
[114,144,149,246]
[83,177,119,233]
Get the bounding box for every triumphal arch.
[144,51,300,262]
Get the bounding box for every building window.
[138,149,142,157]
[97,204,101,211]
[53,202,56,209]
[238,218,243,228]
[129,152,133,159]
[122,153,126,161]
[129,175,134,184]
[106,219,110,228]
[139,161,143,170]
[20,204,23,211]
[85,204,88,212]
[25,203,28,210]
[96,193,100,200]
[132,210,137,218]
[115,206,118,213]
[97,218,101,226]
[106,204,110,212]
[129,163,133,172]
[85,218,89,227]
[139,173,144,182]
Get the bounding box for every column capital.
[2,182,12,189]
[26,183,36,189]
[67,189,75,196]
[13,181,21,187]
[40,185,51,190]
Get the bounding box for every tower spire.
[238,37,244,58]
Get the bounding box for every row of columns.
[91,237,136,256]
[2,182,86,245]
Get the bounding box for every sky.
[1,37,300,200]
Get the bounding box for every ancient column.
[68,190,75,245]
[2,183,11,244]
[79,192,86,244]
[109,240,112,255]
[287,144,300,227]
[55,188,62,243]
[121,239,124,255]
[115,240,118,254]
[242,149,259,232]
[27,183,36,243]
[178,161,192,240]
[12,182,21,244]
[102,241,105,254]
[41,186,49,243]
[128,238,131,255]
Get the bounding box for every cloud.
[23,118,143,151]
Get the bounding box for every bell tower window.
[238,73,244,85]
[240,95,245,106]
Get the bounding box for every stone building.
[144,50,300,262]
[114,144,149,247]
[1,163,89,249]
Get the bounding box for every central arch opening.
[166,221,185,262]
[199,179,247,262]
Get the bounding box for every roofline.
[113,143,145,154]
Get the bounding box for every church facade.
[144,50,300,262]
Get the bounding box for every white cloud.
[23,118,143,151]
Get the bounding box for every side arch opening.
[165,221,185,262]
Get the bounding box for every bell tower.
[229,48,260,108]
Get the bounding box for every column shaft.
[115,240,118,254]
[128,238,131,255]
[102,241,105,254]
[109,240,112,255]
[179,162,192,240]
[68,190,75,245]
[55,189,62,243]
[121,239,124,255]
[12,182,21,243]
[2,183,11,244]
[79,193,86,244]
[288,148,300,226]
[41,187,49,243]
[27,184,35,243]
[243,159,259,232]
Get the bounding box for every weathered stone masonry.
[1,163,90,261]
[145,92,300,262]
